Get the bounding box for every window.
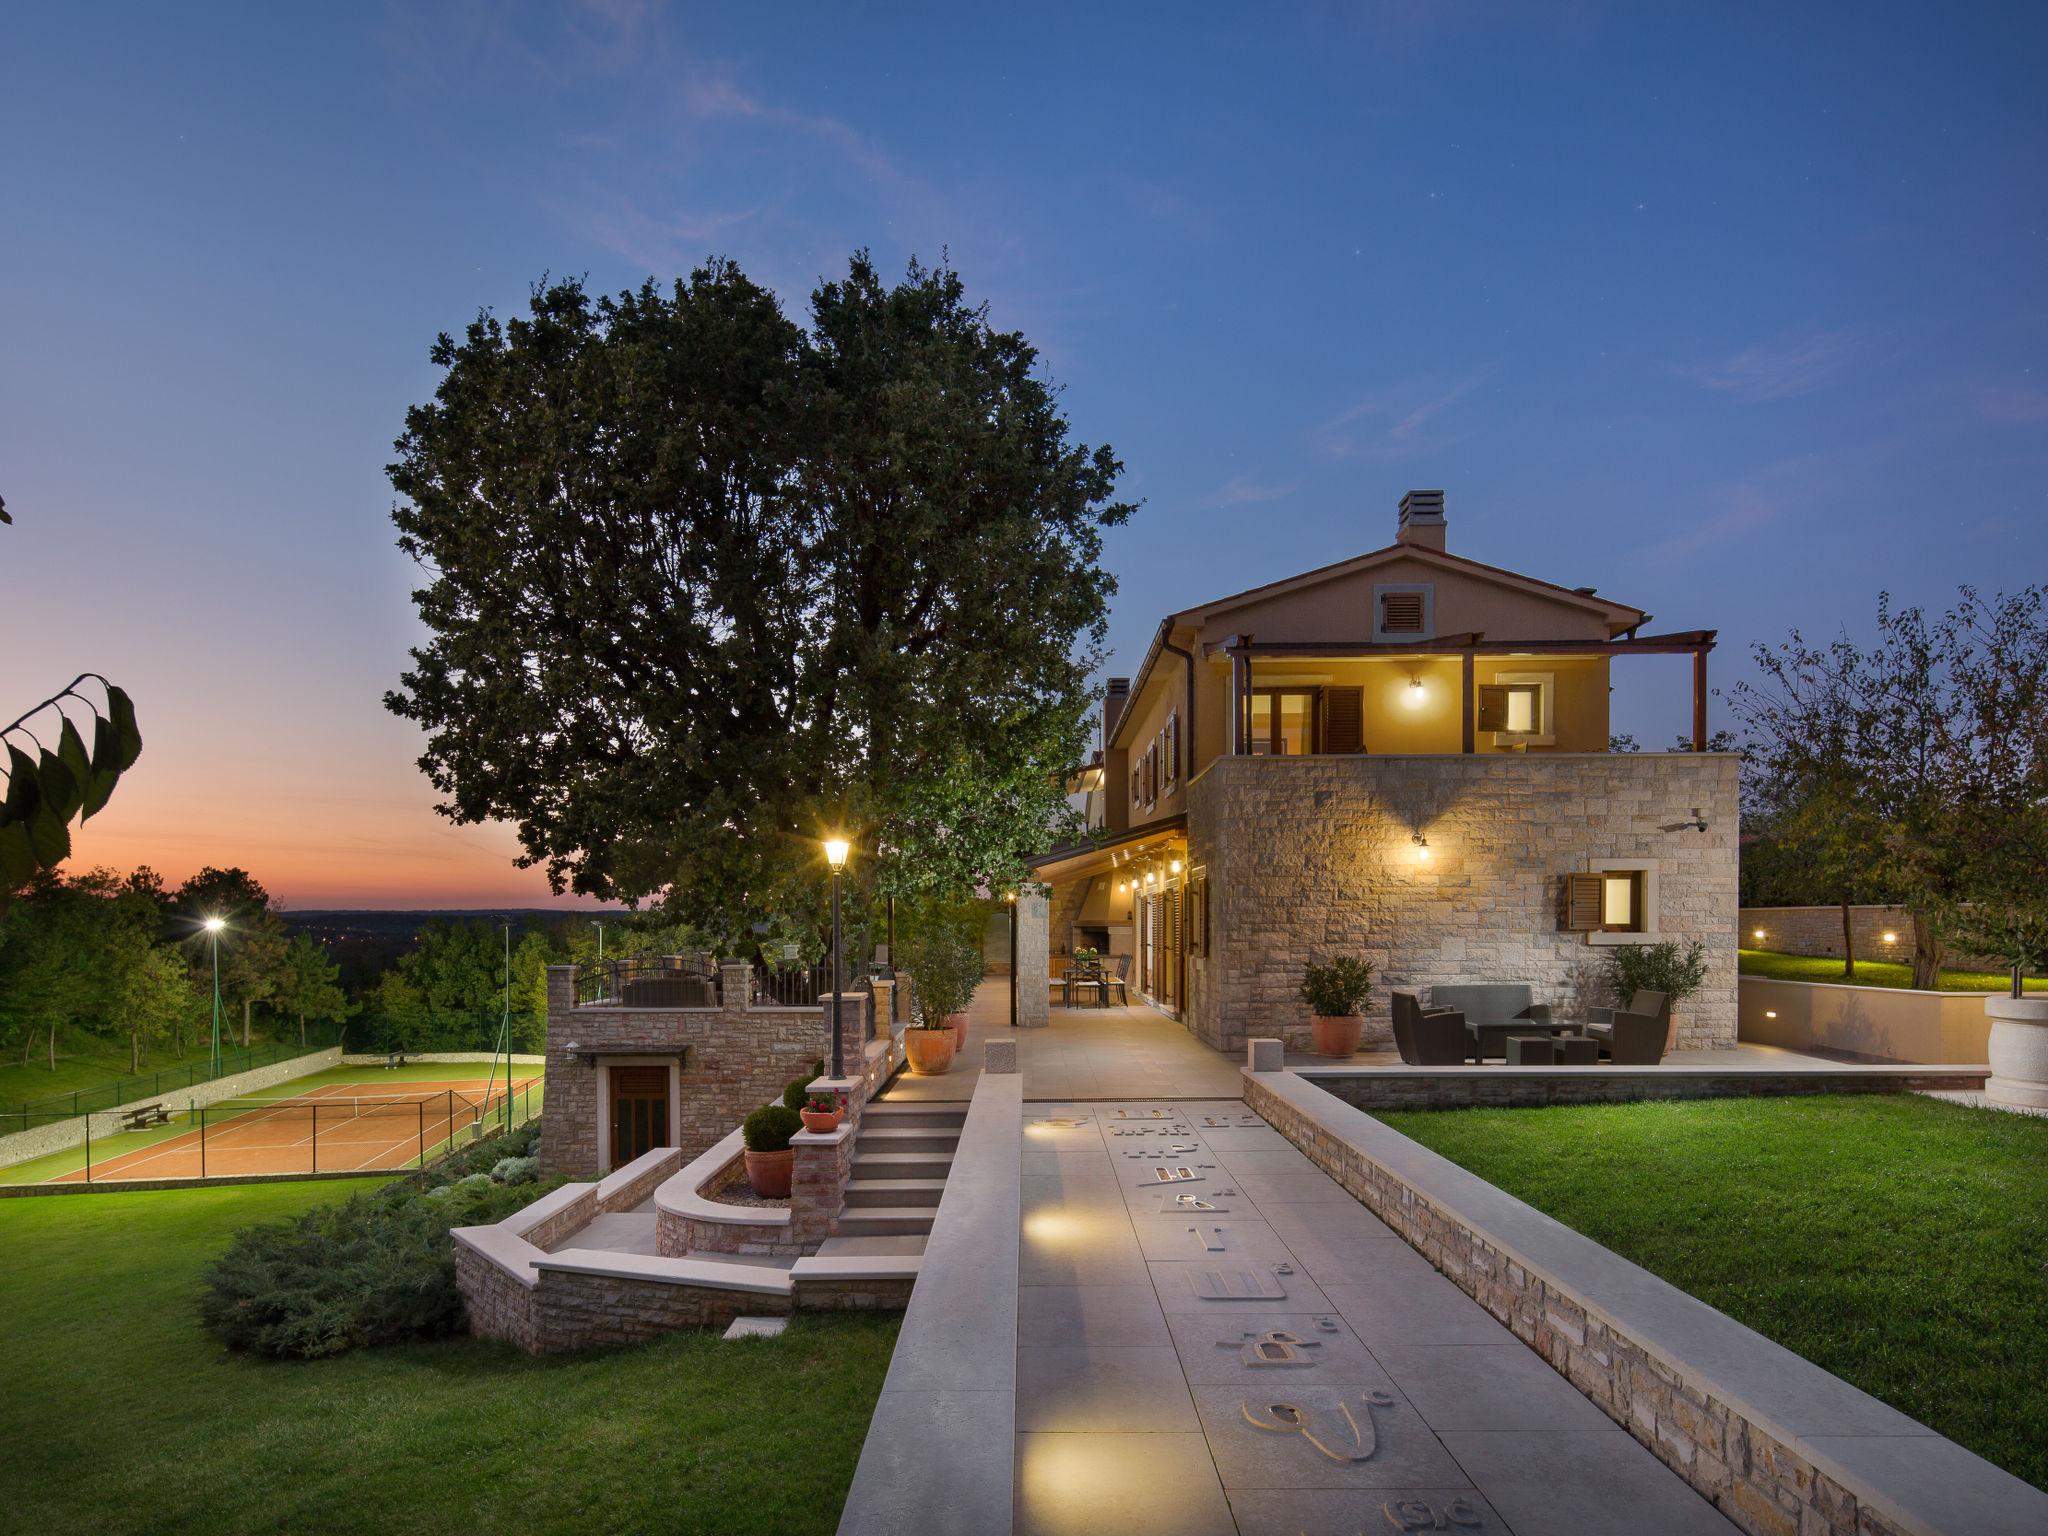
[1565,862,1659,943]
[1482,671,1556,746]
[1372,583,1434,642]
[1248,689,1318,755]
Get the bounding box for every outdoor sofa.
[1427,983,1559,1061]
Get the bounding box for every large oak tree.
[387,255,1131,943]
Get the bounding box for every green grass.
[1374,1094,2048,1491]
[0,1030,198,1110]
[1739,947,2048,993]
[0,1180,898,1534]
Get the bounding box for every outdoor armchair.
[1391,991,1467,1066]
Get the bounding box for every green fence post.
[417,1101,425,1168]
[84,1115,92,1184]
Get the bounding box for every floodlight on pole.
[824,836,851,1077]
[203,917,226,1077]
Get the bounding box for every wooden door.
[609,1064,670,1167]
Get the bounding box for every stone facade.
[540,964,838,1178]
[1186,753,1741,1053]
[1244,1071,1919,1536]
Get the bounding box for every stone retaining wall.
[528,1266,789,1349]
[1739,905,2005,973]
[1185,752,1740,1055]
[1242,1063,2045,1536]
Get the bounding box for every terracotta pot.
[947,1012,970,1051]
[743,1148,794,1198]
[1666,1013,1679,1053]
[799,1107,842,1134]
[906,1028,957,1076]
[1310,1014,1363,1058]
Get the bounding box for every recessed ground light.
[1764,1010,1777,1020]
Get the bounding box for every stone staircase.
[816,1099,966,1255]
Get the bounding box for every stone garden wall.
[1738,904,2005,973]
[1185,752,1741,1054]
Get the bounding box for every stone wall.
[1738,904,2004,973]
[1186,753,1741,1053]
[1304,1063,1983,1113]
[540,964,834,1178]
[1243,1069,1932,1536]
[453,1243,540,1352]
[527,1267,789,1349]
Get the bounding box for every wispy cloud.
[578,196,761,277]
[1312,369,1492,461]
[1203,475,1297,509]
[1973,383,2048,426]
[1677,329,1859,401]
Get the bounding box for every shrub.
[1300,956,1375,1016]
[200,1118,556,1360]
[782,1077,813,1111]
[906,925,983,1027]
[1604,938,1709,1006]
[742,1104,802,1153]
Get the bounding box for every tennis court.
[49,1076,542,1184]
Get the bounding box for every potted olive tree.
[1603,938,1708,1051]
[741,1104,802,1197]
[1300,956,1375,1057]
[904,925,981,1069]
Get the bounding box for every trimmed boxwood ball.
[781,1078,812,1112]
[743,1104,802,1153]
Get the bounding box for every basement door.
[609,1064,671,1167]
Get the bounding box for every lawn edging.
[1240,1051,2048,1536]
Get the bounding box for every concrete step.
[833,1205,936,1237]
[858,1126,961,1154]
[849,1152,954,1181]
[815,1233,928,1258]
[841,1178,946,1209]
[863,1102,968,1129]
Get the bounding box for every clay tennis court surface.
[55,1076,540,1183]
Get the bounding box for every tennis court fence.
[67,1079,543,1185]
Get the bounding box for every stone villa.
[1018,490,1740,1051]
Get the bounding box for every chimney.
[1397,489,1446,551]
[1102,677,1131,751]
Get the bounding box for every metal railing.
[60,1079,544,1185]
[1,1024,347,1136]
[573,957,722,1009]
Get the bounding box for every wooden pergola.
[1208,630,1718,755]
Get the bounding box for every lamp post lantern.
[823,837,851,1077]
[203,917,226,1077]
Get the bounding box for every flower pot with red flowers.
[741,1105,801,1197]
[799,1094,844,1134]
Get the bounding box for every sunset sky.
[3,4,2043,908]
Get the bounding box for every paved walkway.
[1012,1096,1733,1535]
[881,980,1244,1103]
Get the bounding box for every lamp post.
[592,919,603,963]
[824,836,851,1078]
[203,917,226,1077]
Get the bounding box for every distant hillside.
[283,908,625,941]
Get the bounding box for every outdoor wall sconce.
[1688,806,1709,832]
[1882,931,1899,944]
[1753,928,1767,942]
[1764,1010,1777,1020]
[1170,859,1183,874]
[563,1040,598,1068]
[1405,674,1426,705]
[1412,834,1430,862]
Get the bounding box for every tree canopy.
[387,254,1131,942]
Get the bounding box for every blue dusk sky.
[2,2,2043,905]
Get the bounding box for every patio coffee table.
[1466,1020,1583,1062]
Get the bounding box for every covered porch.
[1028,816,1193,1023]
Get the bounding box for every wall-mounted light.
[1753,928,1766,942]
[1405,674,1426,707]
[1170,859,1183,875]
[1881,931,1898,944]
[1412,833,1430,863]
[1764,1010,1777,1020]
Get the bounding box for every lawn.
[1739,947,2047,993]
[0,1029,203,1110]
[1374,1094,2048,1492]
[0,1180,898,1535]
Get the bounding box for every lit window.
[1600,871,1645,933]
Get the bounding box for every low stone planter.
[1309,1014,1362,1057]
[1985,995,2048,1109]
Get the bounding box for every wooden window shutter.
[1382,591,1424,632]
[1564,873,1603,932]
[1324,686,1364,754]
[1477,684,1510,733]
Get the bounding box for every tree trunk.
[131,1024,141,1074]
[48,1020,57,1070]
[1910,910,1942,990]
[1839,901,1856,980]
[299,1012,306,1048]
[242,998,252,1048]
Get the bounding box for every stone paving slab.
[1010,1095,1735,1535]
